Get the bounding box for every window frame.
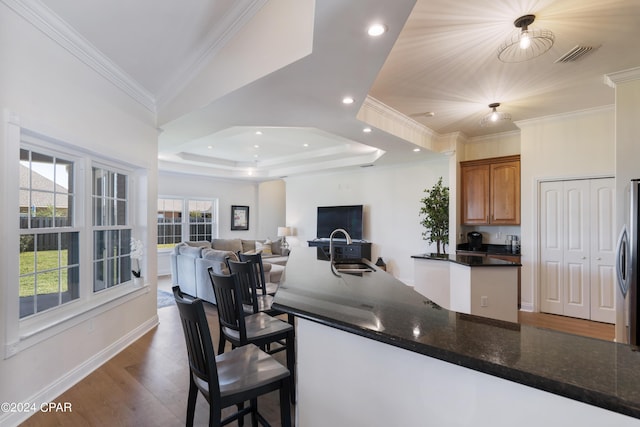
[156,197,218,252]
[91,162,133,293]
[4,122,148,358]
[18,144,82,319]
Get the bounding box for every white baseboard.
[1,314,159,427]
[520,302,534,312]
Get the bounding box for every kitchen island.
[412,253,521,322]
[272,247,640,426]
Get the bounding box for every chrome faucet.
[329,228,352,276]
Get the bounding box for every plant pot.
[133,277,144,286]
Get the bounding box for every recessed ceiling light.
[255,131,262,135]
[342,96,355,105]
[363,127,372,133]
[303,143,309,148]
[367,23,387,37]
[207,145,213,149]
[254,144,260,149]
[413,148,421,152]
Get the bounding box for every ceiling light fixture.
[480,103,511,127]
[363,127,372,133]
[342,96,355,104]
[497,14,555,63]
[255,131,262,135]
[367,23,387,37]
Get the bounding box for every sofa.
[170,239,288,304]
[211,238,289,265]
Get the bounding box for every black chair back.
[238,252,268,295]
[207,269,247,342]
[227,259,259,313]
[172,286,221,400]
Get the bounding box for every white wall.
[258,180,287,239]
[0,5,158,425]
[518,107,616,311]
[285,158,450,284]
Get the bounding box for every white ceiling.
[35,0,640,180]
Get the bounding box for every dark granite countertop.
[411,253,522,267]
[457,243,521,256]
[273,247,640,420]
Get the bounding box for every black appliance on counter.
[467,231,483,251]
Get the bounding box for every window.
[92,166,131,292]
[157,198,217,248]
[188,200,214,241]
[19,148,80,318]
[17,138,139,323]
[157,198,182,249]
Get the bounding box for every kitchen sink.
[333,260,375,273]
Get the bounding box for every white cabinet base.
[414,258,518,323]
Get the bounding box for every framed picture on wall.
[231,205,249,230]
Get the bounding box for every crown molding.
[361,96,437,138]
[155,0,269,109]
[604,66,640,88]
[358,96,443,152]
[2,0,156,112]
[515,104,614,128]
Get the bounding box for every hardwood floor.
[20,302,291,427]
[518,311,615,342]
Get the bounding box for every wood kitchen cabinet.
[460,155,520,225]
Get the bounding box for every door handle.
[617,225,629,297]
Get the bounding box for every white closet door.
[562,180,590,319]
[539,178,616,323]
[589,178,616,323]
[540,181,564,315]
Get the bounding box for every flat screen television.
[316,205,363,240]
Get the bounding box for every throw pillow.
[255,239,273,255]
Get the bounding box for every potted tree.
[419,177,450,255]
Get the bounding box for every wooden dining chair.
[172,286,291,427]
[227,259,278,315]
[208,269,296,403]
[238,252,279,296]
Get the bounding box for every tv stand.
[308,239,372,261]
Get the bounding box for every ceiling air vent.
[554,45,599,63]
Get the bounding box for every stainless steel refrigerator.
[617,179,640,348]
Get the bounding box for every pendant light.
[480,103,511,127]
[497,15,555,63]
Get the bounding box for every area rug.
[157,289,175,309]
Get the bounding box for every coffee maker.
[467,231,483,251]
